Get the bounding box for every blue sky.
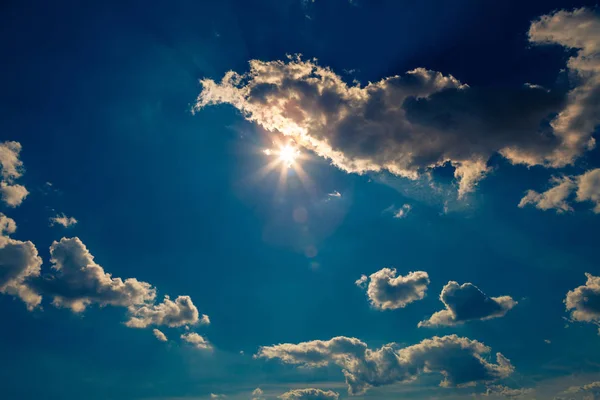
[1,1,600,399]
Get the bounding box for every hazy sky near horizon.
[1,1,600,399]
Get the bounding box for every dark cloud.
[419,281,517,327]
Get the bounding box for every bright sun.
[277,144,299,167]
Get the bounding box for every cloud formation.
[181,332,211,350]
[126,295,202,328]
[0,213,42,309]
[195,9,600,197]
[0,141,28,207]
[256,334,513,395]
[278,388,339,400]
[153,328,168,342]
[484,385,534,398]
[563,381,600,395]
[356,268,429,310]
[419,281,517,327]
[49,213,78,227]
[565,273,600,332]
[519,168,600,213]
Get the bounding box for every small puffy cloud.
[357,268,429,310]
[278,388,339,400]
[419,281,517,327]
[196,9,600,198]
[0,213,42,309]
[484,385,534,398]
[565,273,600,332]
[0,141,24,181]
[181,332,211,350]
[0,141,28,207]
[211,394,226,399]
[200,314,210,325]
[126,295,201,328]
[30,237,156,313]
[252,388,265,400]
[544,339,551,344]
[393,204,412,219]
[0,182,29,207]
[519,168,600,213]
[327,191,341,198]
[49,213,78,227]
[256,334,513,395]
[153,328,168,342]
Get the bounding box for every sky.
[1,0,600,399]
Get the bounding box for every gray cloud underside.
[419,281,517,327]
[565,273,600,332]
[195,8,600,197]
[256,334,513,395]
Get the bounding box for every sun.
[277,144,299,167]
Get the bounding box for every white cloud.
[357,268,429,310]
[0,141,28,207]
[0,141,24,181]
[278,388,339,400]
[200,314,210,325]
[563,381,600,395]
[565,273,600,332]
[0,213,42,309]
[419,281,517,327]
[0,182,28,207]
[255,334,514,395]
[327,191,341,198]
[181,332,211,350]
[126,295,201,328]
[195,10,600,198]
[519,168,600,213]
[49,213,78,227]
[210,394,227,399]
[484,385,534,398]
[252,388,264,400]
[153,328,168,342]
[393,204,412,219]
[30,237,156,312]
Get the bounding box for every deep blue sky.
[1,1,600,399]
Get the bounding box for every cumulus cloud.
[195,9,600,197]
[356,268,429,310]
[519,168,600,213]
[0,182,28,207]
[181,332,211,350]
[49,213,78,227]
[153,328,168,342]
[484,385,534,398]
[0,141,28,207]
[29,237,156,312]
[278,388,339,400]
[255,334,513,395]
[565,273,600,332]
[125,295,202,328]
[252,388,265,400]
[0,213,42,309]
[419,281,517,327]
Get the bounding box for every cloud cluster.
[484,385,533,398]
[181,332,211,350]
[126,295,203,328]
[49,213,78,227]
[419,281,517,327]
[278,388,339,400]
[0,213,42,309]
[356,268,429,310]
[256,334,513,395]
[519,168,600,213]
[0,141,28,207]
[565,273,600,332]
[195,9,600,197]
